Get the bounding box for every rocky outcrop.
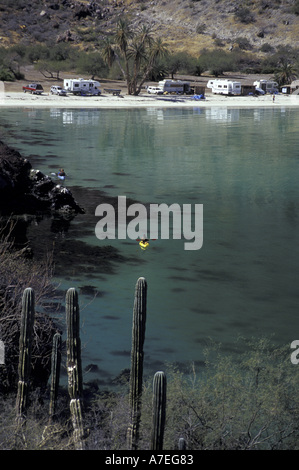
[0,140,84,216]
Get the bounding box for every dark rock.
[0,140,84,216]
[74,5,92,20]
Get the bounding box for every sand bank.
[1,90,299,109]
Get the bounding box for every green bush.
[235,36,252,51]
[234,6,255,24]
[138,339,299,450]
[260,43,275,53]
[197,48,240,76]
[0,67,15,81]
[293,0,299,15]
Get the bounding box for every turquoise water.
[1,105,299,384]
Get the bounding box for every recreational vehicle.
[207,79,241,95]
[63,78,101,96]
[158,79,191,94]
[253,80,278,94]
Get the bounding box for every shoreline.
[1,91,299,109]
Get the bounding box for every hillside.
[0,0,299,56]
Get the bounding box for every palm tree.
[135,37,169,95]
[102,20,168,95]
[101,35,127,85]
[128,40,147,95]
[274,59,297,86]
[102,37,115,68]
[115,19,132,92]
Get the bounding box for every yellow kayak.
[139,240,149,250]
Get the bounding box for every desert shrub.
[0,219,57,393]
[235,36,252,50]
[196,23,207,34]
[197,48,239,76]
[214,37,225,47]
[293,0,299,14]
[260,43,275,53]
[234,6,256,24]
[0,67,15,81]
[0,46,25,80]
[138,339,299,450]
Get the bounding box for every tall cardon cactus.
[16,287,35,424]
[151,371,167,451]
[49,332,62,423]
[178,437,187,450]
[127,277,147,450]
[66,288,85,449]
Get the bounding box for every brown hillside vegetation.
[0,0,298,55]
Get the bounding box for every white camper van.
[207,79,241,95]
[63,78,101,96]
[158,79,191,94]
[253,80,278,94]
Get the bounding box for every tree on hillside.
[34,43,77,80]
[197,48,248,77]
[0,46,25,81]
[165,52,197,79]
[102,20,168,95]
[76,52,107,80]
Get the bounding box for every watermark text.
[291,340,299,364]
[95,196,203,250]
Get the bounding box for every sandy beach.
[1,90,299,109]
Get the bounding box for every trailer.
[63,78,101,96]
[253,80,279,94]
[207,79,241,95]
[158,79,191,94]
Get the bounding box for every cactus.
[151,371,167,451]
[16,287,35,423]
[127,277,147,450]
[49,332,62,423]
[178,437,186,450]
[66,288,85,449]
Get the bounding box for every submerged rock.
[0,140,84,216]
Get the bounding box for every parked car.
[22,83,44,94]
[147,86,163,95]
[50,85,67,96]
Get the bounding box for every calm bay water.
[1,105,299,384]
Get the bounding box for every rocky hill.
[0,0,298,56]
